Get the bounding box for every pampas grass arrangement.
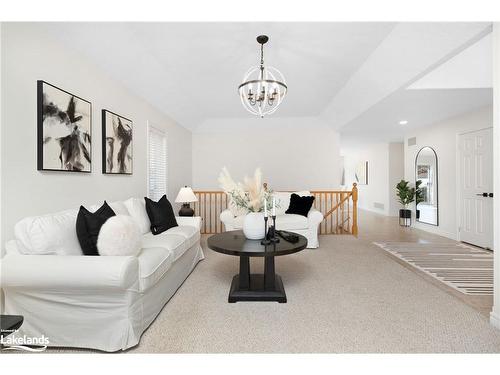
[218,167,274,213]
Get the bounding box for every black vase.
[416,209,420,220]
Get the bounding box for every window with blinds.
[148,126,167,201]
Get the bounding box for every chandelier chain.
[238,35,287,118]
[260,43,264,67]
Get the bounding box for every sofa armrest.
[0,254,138,290]
[308,209,324,227]
[176,216,202,230]
[220,209,234,224]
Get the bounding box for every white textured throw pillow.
[124,197,151,234]
[97,215,142,256]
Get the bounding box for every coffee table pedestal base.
[228,274,287,303]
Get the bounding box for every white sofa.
[220,191,323,248]
[0,198,204,352]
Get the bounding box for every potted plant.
[396,180,415,227]
[415,179,424,220]
[218,167,275,239]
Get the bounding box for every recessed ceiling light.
[399,120,408,125]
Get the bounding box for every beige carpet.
[121,234,500,353]
[40,212,500,354]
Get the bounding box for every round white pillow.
[97,215,142,256]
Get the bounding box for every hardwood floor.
[357,209,493,316]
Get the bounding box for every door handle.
[476,193,488,197]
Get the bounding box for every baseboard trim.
[358,207,389,216]
[412,222,457,241]
[490,310,500,330]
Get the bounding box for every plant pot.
[243,212,265,240]
[399,209,411,219]
[399,209,412,227]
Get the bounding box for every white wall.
[0,23,192,245]
[341,141,404,216]
[403,105,493,240]
[490,23,500,330]
[388,142,405,216]
[192,117,342,191]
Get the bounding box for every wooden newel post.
[352,183,358,236]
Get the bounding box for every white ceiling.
[339,29,493,142]
[340,88,492,142]
[322,23,492,130]
[39,22,395,130]
[408,32,492,89]
[38,22,493,139]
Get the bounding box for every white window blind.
[148,126,167,201]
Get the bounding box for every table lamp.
[175,186,198,216]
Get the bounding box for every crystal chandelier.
[238,35,287,118]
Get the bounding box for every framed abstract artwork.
[102,109,133,174]
[37,80,92,172]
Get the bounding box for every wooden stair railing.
[193,183,358,236]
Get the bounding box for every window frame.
[147,122,168,201]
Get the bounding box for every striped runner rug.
[373,242,493,296]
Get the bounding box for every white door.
[459,128,494,249]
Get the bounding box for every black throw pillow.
[76,201,116,255]
[144,195,178,235]
[285,193,315,217]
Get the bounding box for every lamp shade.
[175,186,198,203]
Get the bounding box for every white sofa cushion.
[14,209,82,256]
[90,201,129,216]
[124,198,151,234]
[137,247,173,291]
[275,214,309,230]
[273,192,290,216]
[230,215,245,229]
[141,232,187,262]
[165,225,201,250]
[223,213,308,231]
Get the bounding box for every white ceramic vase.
[242,212,265,240]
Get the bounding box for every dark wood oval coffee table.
[207,230,307,303]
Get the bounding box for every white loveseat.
[220,191,323,248]
[0,198,204,352]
